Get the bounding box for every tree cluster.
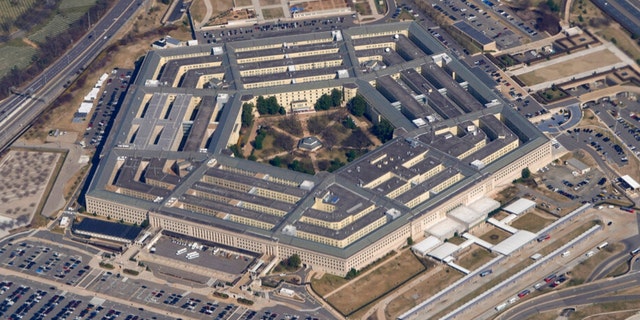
[371,119,394,143]
[269,156,315,175]
[241,103,254,128]
[256,96,285,115]
[253,128,268,150]
[347,95,367,117]
[314,89,343,110]
[285,254,301,269]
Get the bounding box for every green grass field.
[29,0,97,44]
[0,44,37,77]
[59,0,97,10]
[0,0,38,26]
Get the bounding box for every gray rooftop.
[85,21,550,260]
[453,21,495,46]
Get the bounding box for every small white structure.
[564,26,582,37]
[337,69,349,79]
[566,158,590,175]
[427,243,459,261]
[59,216,70,228]
[84,87,100,101]
[411,236,442,256]
[448,197,500,229]
[620,175,640,190]
[503,198,536,215]
[427,218,465,240]
[279,288,295,297]
[78,102,94,114]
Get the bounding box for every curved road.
[0,0,145,153]
[498,271,640,320]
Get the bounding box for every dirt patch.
[510,211,556,232]
[299,0,350,13]
[384,266,463,319]
[326,250,425,316]
[0,150,62,234]
[262,7,285,19]
[310,273,348,297]
[478,227,513,245]
[259,0,281,6]
[190,0,207,22]
[456,246,495,270]
[518,50,622,86]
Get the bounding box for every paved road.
[498,270,640,320]
[0,0,144,154]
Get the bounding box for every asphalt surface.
[0,0,145,154]
[498,270,640,320]
[590,0,640,37]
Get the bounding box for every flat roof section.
[180,66,225,88]
[503,198,536,215]
[144,158,181,186]
[453,21,495,46]
[421,63,484,113]
[131,93,192,150]
[73,218,143,243]
[400,69,462,119]
[191,181,295,213]
[235,41,340,60]
[396,35,428,61]
[294,207,387,241]
[338,137,432,186]
[159,55,223,84]
[491,230,537,255]
[182,95,217,152]
[180,194,284,227]
[241,66,347,85]
[237,53,345,71]
[376,75,431,119]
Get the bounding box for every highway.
[0,0,144,153]
[498,270,640,320]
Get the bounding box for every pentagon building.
[85,21,552,276]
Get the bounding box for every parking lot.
[152,236,255,276]
[590,99,640,159]
[84,68,133,149]
[0,240,93,287]
[0,275,172,320]
[538,159,617,205]
[197,16,357,44]
[425,0,544,50]
[0,231,332,320]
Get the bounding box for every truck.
[495,303,508,311]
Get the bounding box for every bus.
[597,242,608,250]
[621,207,635,213]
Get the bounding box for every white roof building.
[84,87,100,101]
[566,158,590,174]
[447,197,500,229]
[491,230,537,255]
[621,175,640,190]
[427,218,465,240]
[503,198,536,215]
[427,243,460,261]
[78,102,94,114]
[411,236,442,256]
